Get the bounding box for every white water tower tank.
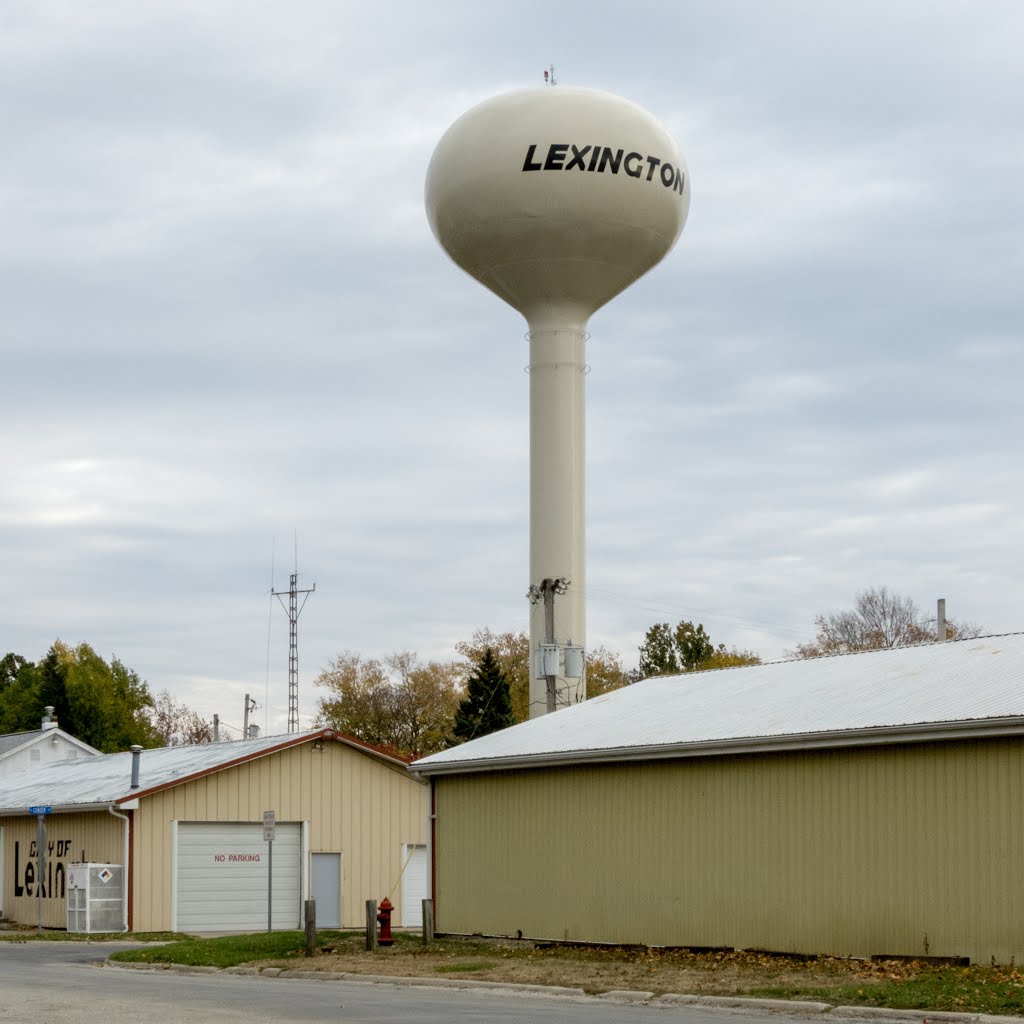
[426,86,689,717]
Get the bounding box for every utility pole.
[937,598,947,642]
[243,693,258,739]
[528,577,570,714]
[273,570,315,733]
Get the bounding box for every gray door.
[311,853,341,928]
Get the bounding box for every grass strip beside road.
[0,930,185,943]
[109,933,1024,1015]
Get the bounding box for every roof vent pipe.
[41,706,58,731]
[130,744,143,789]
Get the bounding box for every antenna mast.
[544,64,557,86]
[272,543,315,733]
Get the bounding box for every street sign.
[29,805,51,816]
[263,810,276,932]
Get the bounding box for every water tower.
[426,85,689,717]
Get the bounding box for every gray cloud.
[2,0,1022,733]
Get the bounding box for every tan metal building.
[414,634,1024,964]
[0,728,427,932]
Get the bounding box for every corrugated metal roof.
[0,728,404,814]
[413,633,1024,775]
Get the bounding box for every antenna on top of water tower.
[272,534,315,733]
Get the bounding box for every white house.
[0,709,100,779]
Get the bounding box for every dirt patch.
[258,936,909,998]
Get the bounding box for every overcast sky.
[3,1,1022,736]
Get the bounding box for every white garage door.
[175,822,302,932]
[402,844,428,927]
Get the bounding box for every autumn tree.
[452,648,513,742]
[314,650,463,760]
[699,647,764,670]
[637,620,760,678]
[790,586,982,658]
[385,651,466,758]
[148,690,213,746]
[585,645,637,697]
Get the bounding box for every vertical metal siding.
[133,742,426,931]
[0,812,122,929]
[433,738,1024,963]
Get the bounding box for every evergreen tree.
[452,647,513,742]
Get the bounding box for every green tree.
[0,654,40,733]
[0,641,158,750]
[455,628,530,722]
[637,622,679,677]
[790,586,983,658]
[674,621,716,670]
[452,648,513,743]
[638,620,760,677]
[0,652,30,692]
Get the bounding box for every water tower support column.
[527,312,587,717]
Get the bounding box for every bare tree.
[790,586,982,658]
[148,689,213,746]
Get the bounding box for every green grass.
[0,930,184,943]
[752,966,1024,1016]
[110,930,362,968]
[435,961,497,973]
[106,933,1024,1015]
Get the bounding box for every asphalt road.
[0,941,818,1024]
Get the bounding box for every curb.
[598,989,656,1003]
[832,1011,982,1023]
[102,960,1024,1020]
[681,995,833,1014]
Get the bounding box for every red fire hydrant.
[376,897,394,946]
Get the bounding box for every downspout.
[107,804,130,933]
[429,778,437,927]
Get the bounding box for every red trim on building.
[127,809,135,931]
[115,728,412,806]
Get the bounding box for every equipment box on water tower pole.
[67,863,124,933]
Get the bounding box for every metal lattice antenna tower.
[272,553,315,733]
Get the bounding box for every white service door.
[402,844,428,927]
[176,822,302,932]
